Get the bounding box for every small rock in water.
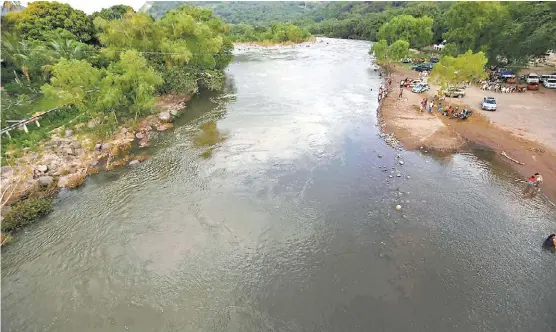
[396,173,401,177]
[389,175,393,178]
[378,154,383,158]
[398,160,405,165]
[406,175,411,179]
[395,205,402,210]
[396,154,401,159]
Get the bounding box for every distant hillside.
[139,1,327,24]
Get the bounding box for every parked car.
[540,74,556,83]
[481,97,497,111]
[527,82,539,91]
[443,87,466,98]
[526,73,540,84]
[401,58,412,63]
[412,63,434,72]
[405,79,424,88]
[543,78,556,89]
[412,83,430,93]
[430,57,439,63]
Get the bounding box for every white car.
[543,78,556,89]
[481,97,497,111]
[526,73,540,84]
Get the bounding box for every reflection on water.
[2,38,555,332]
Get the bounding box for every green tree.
[388,39,410,60]
[430,50,488,88]
[377,14,433,49]
[5,1,94,42]
[443,2,510,64]
[41,59,102,112]
[369,39,388,61]
[99,50,163,119]
[91,5,135,21]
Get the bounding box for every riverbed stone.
[170,109,181,117]
[37,165,48,173]
[38,176,54,187]
[72,141,82,149]
[156,123,174,132]
[129,160,140,167]
[101,143,111,152]
[65,129,73,137]
[158,111,171,122]
[136,132,144,139]
[63,147,75,156]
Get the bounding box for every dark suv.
[412,62,434,72]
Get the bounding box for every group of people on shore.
[377,75,392,103]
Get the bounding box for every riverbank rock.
[65,129,73,137]
[37,165,48,173]
[129,160,140,167]
[156,123,174,132]
[170,109,181,117]
[38,176,53,187]
[58,170,87,189]
[158,112,171,122]
[136,132,144,139]
[101,143,111,152]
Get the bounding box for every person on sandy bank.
[534,173,543,186]
[543,234,556,248]
[399,87,403,99]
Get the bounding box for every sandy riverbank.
[379,65,556,203]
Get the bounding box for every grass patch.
[1,197,53,232]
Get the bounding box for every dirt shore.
[379,65,556,203]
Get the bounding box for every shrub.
[1,198,53,232]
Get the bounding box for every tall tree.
[430,51,488,88]
[4,1,94,42]
[91,5,135,21]
[377,14,433,49]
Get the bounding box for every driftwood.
[500,151,524,165]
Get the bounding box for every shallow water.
[2,38,555,332]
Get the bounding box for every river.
[2,38,555,331]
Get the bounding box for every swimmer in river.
[543,234,556,248]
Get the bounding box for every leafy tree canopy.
[377,14,433,49]
[5,1,94,42]
[430,50,488,88]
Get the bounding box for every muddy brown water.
[2,38,555,331]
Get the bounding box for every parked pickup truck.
[443,87,466,98]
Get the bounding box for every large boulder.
[158,111,171,122]
[38,176,54,187]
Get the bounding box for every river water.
[2,38,555,331]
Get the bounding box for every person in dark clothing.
[544,234,556,248]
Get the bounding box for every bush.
[1,198,54,232]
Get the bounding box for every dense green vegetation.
[141,1,323,24]
[143,1,555,68]
[229,23,311,43]
[1,2,233,156]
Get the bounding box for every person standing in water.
[543,234,556,248]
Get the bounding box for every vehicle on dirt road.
[404,79,424,88]
[411,63,434,72]
[412,83,430,93]
[526,73,540,84]
[527,82,540,91]
[443,87,466,98]
[543,78,556,89]
[481,97,497,111]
